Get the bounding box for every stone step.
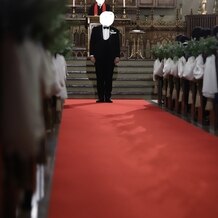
[66,73,153,80]
[67,67,153,73]
[67,85,153,93]
[66,59,154,67]
[66,59,155,99]
[67,92,153,99]
[67,79,151,86]
[67,81,153,89]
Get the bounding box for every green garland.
[152,37,218,60]
[31,0,71,56]
[45,14,72,57]
[0,0,72,57]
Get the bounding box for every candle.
[123,0,125,8]
[73,0,75,7]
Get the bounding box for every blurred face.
[100,11,114,27]
[96,0,105,6]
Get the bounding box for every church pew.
[181,78,190,117]
[157,76,164,106]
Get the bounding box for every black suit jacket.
[88,3,111,16]
[90,25,120,62]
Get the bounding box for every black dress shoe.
[96,99,104,103]
[105,99,113,103]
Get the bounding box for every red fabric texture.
[48,99,218,218]
[94,3,106,16]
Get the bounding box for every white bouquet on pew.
[170,58,178,77]
[152,36,217,77]
[152,41,186,80]
[193,54,204,80]
[163,58,173,78]
[153,58,164,80]
[178,56,186,78]
[183,56,195,81]
[203,54,218,98]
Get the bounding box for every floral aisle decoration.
[152,36,218,80]
[152,36,218,109]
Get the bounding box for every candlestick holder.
[122,7,127,18]
[72,6,77,18]
[83,0,87,17]
[176,9,179,27]
[112,0,115,13]
[213,0,218,13]
[150,8,154,27]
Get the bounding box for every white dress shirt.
[102,26,110,40]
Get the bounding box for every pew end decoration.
[152,41,186,80]
[152,36,218,80]
[152,36,218,133]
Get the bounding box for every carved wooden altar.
[65,0,185,60]
[66,16,185,59]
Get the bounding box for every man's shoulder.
[93,25,102,31]
[110,26,119,33]
[91,25,102,35]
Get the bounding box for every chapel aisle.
[48,99,218,218]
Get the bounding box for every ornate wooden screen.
[185,14,218,37]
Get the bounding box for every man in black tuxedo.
[90,11,120,103]
[88,0,111,16]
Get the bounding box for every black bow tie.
[103,26,109,29]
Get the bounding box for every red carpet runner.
[48,99,218,218]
